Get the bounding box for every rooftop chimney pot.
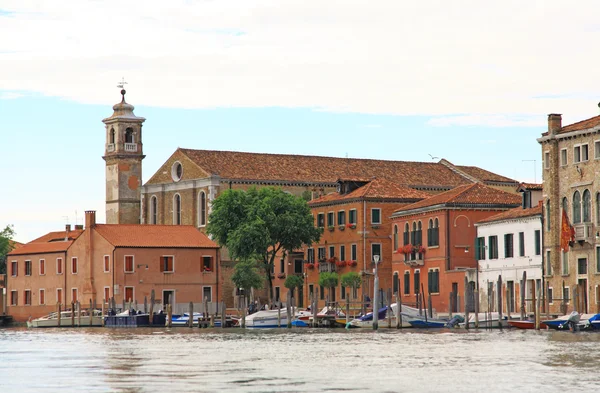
[548,114,562,135]
[84,210,96,229]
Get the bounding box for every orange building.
[6,211,219,322]
[302,178,430,309]
[390,183,521,314]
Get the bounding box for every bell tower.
[102,83,146,224]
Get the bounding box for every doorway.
[451,282,458,312]
[163,290,175,310]
[578,279,588,314]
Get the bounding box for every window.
[340,245,346,261]
[309,284,314,299]
[348,209,357,224]
[563,287,570,303]
[546,200,551,230]
[522,191,532,209]
[427,218,439,247]
[574,145,581,163]
[428,269,440,294]
[341,285,346,300]
[280,258,285,274]
[125,127,134,143]
[595,140,600,159]
[57,258,63,275]
[582,144,589,161]
[404,271,410,295]
[371,208,381,225]
[327,212,334,227]
[488,236,498,259]
[11,261,17,277]
[71,257,78,274]
[351,244,357,261]
[320,285,324,300]
[548,287,553,304]
[371,243,382,262]
[393,272,399,295]
[597,193,600,225]
[202,256,213,272]
[597,246,600,273]
[39,259,45,275]
[39,289,45,305]
[544,151,550,168]
[562,251,569,275]
[328,246,335,258]
[318,247,326,262]
[199,191,207,227]
[413,221,423,246]
[476,237,485,260]
[583,190,591,222]
[72,288,78,303]
[203,287,212,302]
[317,213,325,228]
[24,290,31,306]
[534,230,541,255]
[25,260,32,276]
[124,256,134,273]
[124,287,134,302]
[173,194,182,225]
[56,288,62,304]
[10,290,17,306]
[560,148,567,166]
[393,225,399,250]
[577,258,587,275]
[573,192,581,224]
[504,234,514,258]
[161,256,174,273]
[518,232,525,257]
[104,287,111,302]
[150,195,158,224]
[104,255,110,273]
[414,270,421,295]
[109,128,115,144]
[546,250,552,276]
[307,248,314,263]
[275,287,281,302]
[337,211,346,226]
[294,259,303,274]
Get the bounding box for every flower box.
[307,263,315,270]
[338,225,345,231]
[346,223,357,229]
[328,226,335,232]
[335,260,346,267]
[277,273,286,279]
[347,260,357,267]
[327,257,338,264]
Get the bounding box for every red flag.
[560,209,575,252]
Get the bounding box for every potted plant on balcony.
[327,256,338,264]
[307,262,315,270]
[346,223,356,229]
[401,244,414,255]
[336,260,346,267]
[328,225,335,232]
[347,260,357,267]
[277,272,286,279]
[338,225,345,231]
[417,245,426,254]
[203,266,212,273]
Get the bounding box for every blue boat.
[544,312,580,330]
[408,318,448,328]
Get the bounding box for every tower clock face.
[172,161,183,182]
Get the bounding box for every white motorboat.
[349,303,429,328]
[27,309,103,328]
[459,312,508,329]
[244,308,296,328]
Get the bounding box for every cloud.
[0,91,24,99]
[427,114,542,128]
[1,0,600,123]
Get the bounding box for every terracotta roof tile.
[94,225,218,248]
[148,149,505,188]
[477,205,542,224]
[517,182,543,191]
[309,178,431,205]
[541,115,600,137]
[456,165,517,183]
[29,230,84,243]
[8,241,73,256]
[393,183,522,214]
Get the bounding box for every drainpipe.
[446,210,451,271]
[363,199,367,271]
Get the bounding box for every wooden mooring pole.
[188,302,194,328]
[520,271,526,320]
[387,289,392,329]
[71,301,75,327]
[57,303,61,327]
[148,290,155,326]
[464,277,469,330]
[286,291,292,329]
[497,275,503,330]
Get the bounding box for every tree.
[0,225,16,275]
[284,275,303,301]
[207,187,322,304]
[341,272,362,300]
[319,272,339,305]
[230,259,263,328]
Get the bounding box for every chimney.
[75,225,84,230]
[548,114,562,135]
[65,224,71,241]
[85,210,96,229]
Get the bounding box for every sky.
[2,0,600,243]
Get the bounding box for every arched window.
[428,218,440,247]
[393,272,399,295]
[173,194,181,225]
[434,218,439,228]
[583,189,591,222]
[403,223,410,245]
[573,192,581,224]
[562,197,568,213]
[416,221,423,246]
[125,127,134,143]
[411,222,417,245]
[546,200,552,230]
[199,191,207,227]
[393,225,398,250]
[596,193,600,225]
[150,196,157,225]
[110,128,115,144]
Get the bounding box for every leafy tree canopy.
[0,225,16,275]
[230,259,264,293]
[319,272,339,288]
[284,275,303,290]
[341,272,362,289]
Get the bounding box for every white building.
[475,184,543,314]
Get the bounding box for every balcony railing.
[318,261,336,273]
[106,143,115,152]
[124,143,137,152]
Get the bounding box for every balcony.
[124,143,137,152]
[106,143,115,152]
[318,261,336,273]
[403,256,424,267]
[574,223,593,243]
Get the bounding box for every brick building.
[538,112,600,314]
[6,211,218,322]
[390,183,521,314]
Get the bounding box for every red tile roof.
[477,205,542,224]
[146,148,514,188]
[393,183,522,214]
[8,241,73,256]
[542,115,600,136]
[309,178,431,205]
[9,240,24,249]
[94,225,218,248]
[517,182,543,191]
[455,165,516,183]
[29,230,84,243]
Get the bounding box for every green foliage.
[230,260,264,292]
[318,272,339,288]
[0,225,16,275]
[284,275,303,290]
[301,190,312,202]
[207,187,322,301]
[341,272,362,289]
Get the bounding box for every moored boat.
[507,320,548,329]
[27,309,103,328]
[244,308,296,328]
[407,317,448,328]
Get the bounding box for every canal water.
[1,327,599,392]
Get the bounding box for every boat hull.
[507,320,547,330]
[28,316,103,328]
[408,319,447,328]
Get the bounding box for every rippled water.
[1,327,599,392]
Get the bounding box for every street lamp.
[372,254,380,330]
